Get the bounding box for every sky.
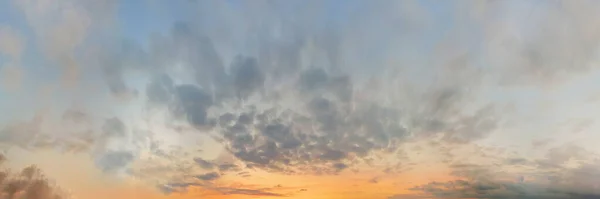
[3,0,600,198]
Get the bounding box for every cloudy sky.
[2,0,600,198]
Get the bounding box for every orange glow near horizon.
[4,149,456,199]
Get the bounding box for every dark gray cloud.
[231,56,265,99]
[332,163,348,171]
[202,80,500,175]
[137,22,232,104]
[237,171,251,178]
[71,29,148,100]
[146,74,175,105]
[103,63,130,97]
[94,151,135,173]
[298,68,329,93]
[408,177,600,199]
[191,73,500,175]
[404,144,600,199]
[506,158,529,165]
[196,172,220,181]
[145,74,218,128]
[61,110,89,124]
[102,117,126,137]
[172,22,229,90]
[172,84,214,127]
[218,163,240,172]
[91,116,145,174]
[158,182,288,197]
[193,157,215,170]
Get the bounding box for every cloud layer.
[3,0,600,198]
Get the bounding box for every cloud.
[94,150,134,173]
[0,64,23,91]
[146,74,175,105]
[128,1,507,182]
[0,0,524,179]
[13,0,120,86]
[0,113,44,148]
[193,157,215,170]
[14,0,90,85]
[212,187,285,197]
[158,182,288,197]
[101,117,127,137]
[231,56,265,99]
[0,26,25,91]
[218,163,240,172]
[405,144,600,199]
[0,25,25,61]
[6,0,600,197]
[0,109,145,176]
[172,84,215,127]
[203,83,499,175]
[195,172,220,181]
[96,41,146,99]
[474,0,600,85]
[408,176,600,199]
